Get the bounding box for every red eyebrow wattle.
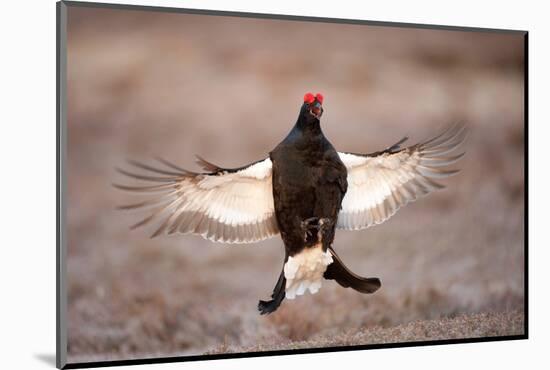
[315,93,324,104]
[303,92,315,104]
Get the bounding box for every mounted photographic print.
[56,1,528,368]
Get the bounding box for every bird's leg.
[300,217,334,243]
[317,218,334,250]
[317,217,333,232]
[300,217,320,242]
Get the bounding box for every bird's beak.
[309,101,323,119]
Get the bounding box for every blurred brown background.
[66,5,525,363]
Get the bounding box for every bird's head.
[301,92,324,123]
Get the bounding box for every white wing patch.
[337,123,466,230]
[115,157,279,243]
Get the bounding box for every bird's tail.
[323,247,381,294]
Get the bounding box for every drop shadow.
[34,353,57,367]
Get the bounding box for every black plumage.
[259,95,379,314]
[115,93,465,315]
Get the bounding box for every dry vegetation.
[207,310,524,354]
[65,6,525,364]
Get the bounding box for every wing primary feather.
[243,223,253,242]
[178,211,199,234]
[422,125,467,151]
[206,218,219,240]
[400,182,416,201]
[421,130,467,155]
[419,152,465,167]
[383,198,393,218]
[414,174,446,191]
[126,159,183,176]
[117,196,172,210]
[252,222,261,241]
[195,155,222,172]
[420,122,462,148]
[377,202,387,223]
[150,216,175,238]
[196,213,211,236]
[387,136,409,152]
[113,183,177,193]
[417,166,461,179]
[154,156,196,175]
[150,215,173,238]
[116,167,181,183]
[130,214,157,230]
[249,223,258,241]
[371,204,381,223]
[129,197,181,230]
[219,223,229,242]
[168,210,189,234]
[410,178,429,195]
[180,212,198,234]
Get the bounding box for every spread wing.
[337,123,466,230]
[114,156,279,243]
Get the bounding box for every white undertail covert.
[284,243,333,299]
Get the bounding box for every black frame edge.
[523,32,529,338]
[57,1,68,369]
[63,335,527,369]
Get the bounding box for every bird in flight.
[115,92,466,315]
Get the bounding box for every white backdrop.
[0,0,546,369]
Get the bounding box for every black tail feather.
[324,247,381,294]
[258,267,286,315]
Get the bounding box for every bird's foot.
[317,218,334,248]
[300,217,333,242]
[318,217,333,231]
[300,217,320,241]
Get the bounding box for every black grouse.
[116,92,466,315]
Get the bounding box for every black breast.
[270,132,347,256]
